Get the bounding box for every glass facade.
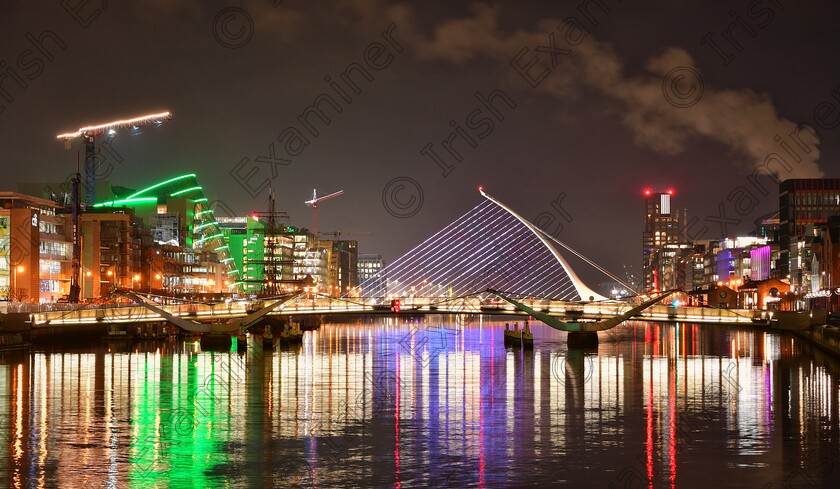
[779,178,840,281]
[643,191,684,291]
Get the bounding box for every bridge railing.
[5,301,130,314]
[31,300,255,326]
[28,295,760,327]
[637,304,754,323]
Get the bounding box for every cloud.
[127,0,823,179]
[410,3,824,178]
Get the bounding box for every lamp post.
[132,274,140,290]
[148,249,160,294]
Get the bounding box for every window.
[40,241,69,258]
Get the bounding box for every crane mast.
[69,161,81,303]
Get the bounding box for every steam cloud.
[142,0,823,179]
[409,3,824,178]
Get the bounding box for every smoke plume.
[411,3,824,178]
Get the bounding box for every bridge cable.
[533,226,638,293]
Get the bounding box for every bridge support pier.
[300,315,322,331]
[263,327,275,350]
[504,322,521,346]
[200,334,232,352]
[567,331,598,349]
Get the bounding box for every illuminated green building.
[16,173,244,296]
[90,173,242,289]
[217,216,301,294]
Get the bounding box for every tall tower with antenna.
[642,188,682,291]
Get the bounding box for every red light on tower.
[667,189,674,195]
[478,185,484,192]
[644,189,652,197]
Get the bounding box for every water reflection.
[0,319,838,488]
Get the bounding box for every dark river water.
[1,318,839,488]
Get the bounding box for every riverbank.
[0,311,30,349]
[790,324,840,358]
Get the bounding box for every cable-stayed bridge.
[355,189,605,301]
[29,190,759,332]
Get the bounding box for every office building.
[642,188,688,291]
[326,240,358,297]
[357,254,385,296]
[779,178,840,285]
[0,192,72,302]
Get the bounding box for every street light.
[148,249,160,294]
[133,274,140,290]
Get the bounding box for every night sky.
[2,0,839,289]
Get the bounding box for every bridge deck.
[28,297,761,328]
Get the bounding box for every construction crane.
[304,189,343,237]
[57,111,172,204]
[56,110,171,303]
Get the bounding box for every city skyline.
[3,3,840,488]
[1,1,839,286]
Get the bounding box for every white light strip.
[57,111,171,139]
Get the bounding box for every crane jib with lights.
[304,188,343,237]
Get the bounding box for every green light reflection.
[127,351,235,488]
